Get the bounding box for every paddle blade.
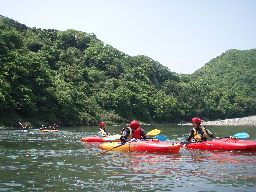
[153,134,168,141]
[146,129,161,136]
[233,132,249,139]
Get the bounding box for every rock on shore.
[202,116,256,126]
[181,116,256,126]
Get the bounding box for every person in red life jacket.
[120,120,146,144]
[98,121,109,137]
[187,117,214,142]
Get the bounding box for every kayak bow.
[184,138,256,152]
[81,135,120,142]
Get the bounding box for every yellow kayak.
[99,140,180,153]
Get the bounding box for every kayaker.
[19,122,30,132]
[39,124,47,131]
[52,123,59,130]
[120,120,146,144]
[98,121,109,137]
[187,117,214,142]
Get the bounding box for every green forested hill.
[194,49,256,97]
[0,16,180,126]
[191,49,256,119]
[1,16,256,126]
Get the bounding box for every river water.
[0,125,255,192]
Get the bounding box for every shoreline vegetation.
[180,115,256,126]
[1,16,256,127]
[1,115,256,129]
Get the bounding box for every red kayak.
[80,135,120,142]
[184,138,256,152]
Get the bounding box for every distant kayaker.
[120,120,146,144]
[52,124,59,130]
[98,121,109,137]
[187,117,214,142]
[39,124,47,131]
[19,122,30,131]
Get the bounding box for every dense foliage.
[192,49,256,119]
[1,16,256,126]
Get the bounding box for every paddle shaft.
[180,140,204,145]
[97,143,126,155]
[180,136,236,145]
[19,122,28,129]
[180,132,249,145]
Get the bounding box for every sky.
[1,0,256,74]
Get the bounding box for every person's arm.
[98,128,103,134]
[206,129,214,139]
[187,129,194,141]
[19,122,25,129]
[120,129,129,144]
[98,128,107,137]
[104,129,109,136]
[140,129,147,139]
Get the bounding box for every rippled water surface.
[0,125,256,191]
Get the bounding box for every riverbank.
[181,115,256,126]
[2,115,256,128]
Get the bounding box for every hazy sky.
[1,0,255,74]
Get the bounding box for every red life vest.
[132,128,143,139]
